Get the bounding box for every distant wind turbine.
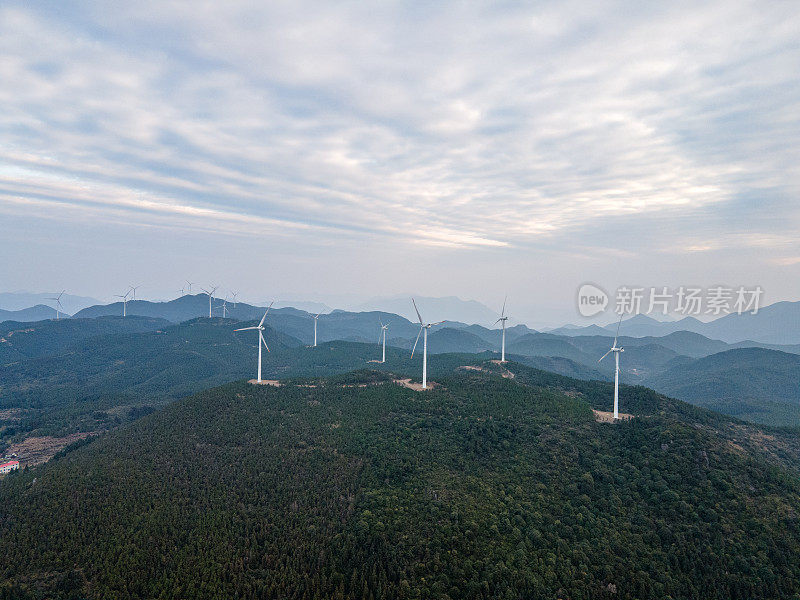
[115,289,131,317]
[234,302,273,382]
[186,281,195,294]
[379,321,389,363]
[598,314,625,419]
[200,286,218,318]
[129,285,140,301]
[220,297,229,318]
[494,296,509,363]
[231,291,238,308]
[312,313,321,347]
[46,290,65,320]
[411,298,445,390]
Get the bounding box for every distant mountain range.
[643,348,800,426]
[0,304,65,322]
[0,291,101,315]
[354,294,501,325]
[553,302,800,345]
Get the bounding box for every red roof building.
[0,460,20,474]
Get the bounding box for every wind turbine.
[379,321,389,363]
[200,285,218,318]
[494,296,509,363]
[220,297,229,318]
[598,314,625,419]
[186,281,195,294]
[115,289,131,317]
[129,285,141,301]
[234,302,273,382]
[312,313,321,347]
[47,291,65,320]
[230,291,238,308]
[411,299,445,390]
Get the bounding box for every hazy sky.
[1,1,798,325]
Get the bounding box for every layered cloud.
[0,0,798,258]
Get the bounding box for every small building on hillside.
[0,460,20,474]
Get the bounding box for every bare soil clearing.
[593,409,634,423]
[6,432,95,468]
[248,379,281,386]
[393,378,438,391]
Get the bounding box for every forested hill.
[3,363,800,599]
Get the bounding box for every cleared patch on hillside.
[248,379,281,386]
[592,409,634,423]
[6,432,95,468]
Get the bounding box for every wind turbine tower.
[312,313,321,347]
[379,321,389,363]
[47,291,65,320]
[411,299,445,390]
[115,289,131,317]
[234,302,273,382]
[494,296,509,363]
[201,286,218,318]
[598,314,625,419]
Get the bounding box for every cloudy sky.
[1,1,798,325]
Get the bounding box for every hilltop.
[2,362,800,599]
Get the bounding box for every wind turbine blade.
[501,295,507,318]
[614,312,624,344]
[411,327,423,358]
[493,318,502,325]
[431,320,446,326]
[412,298,423,324]
[260,331,270,352]
[315,313,321,319]
[259,301,274,327]
[234,327,258,331]
[598,349,612,363]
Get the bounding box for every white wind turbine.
[220,297,229,318]
[494,296,509,363]
[129,285,141,301]
[234,302,273,382]
[379,321,389,363]
[230,291,238,308]
[312,313,321,347]
[115,289,131,317]
[47,290,65,320]
[201,285,218,318]
[411,299,445,390]
[186,281,195,294]
[598,314,625,419]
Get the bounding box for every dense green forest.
[3,362,800,599]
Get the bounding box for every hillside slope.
[2,365,800,599]
[644,348,800,426]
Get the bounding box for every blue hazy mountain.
[0,304,65,322]
[355,294,500,325]
[583,302,800,345]
[0,291,101,315]
[643,348,800,426]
